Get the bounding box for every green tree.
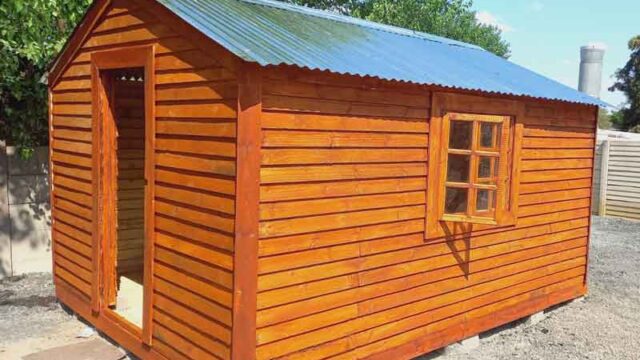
[285,0,510,58]
[609,35,640,132]
[598,109,612,129]
[0,0,91,157]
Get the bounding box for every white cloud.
[475,11,513,33]
[530,1,544,12]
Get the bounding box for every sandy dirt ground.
[0,216,638,359]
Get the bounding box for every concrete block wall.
[0,141,52,278]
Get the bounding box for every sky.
[473,0,639,108]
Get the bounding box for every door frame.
[90,45,156,345]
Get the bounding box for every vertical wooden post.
[598,139,610,216]
[232,62,261,360]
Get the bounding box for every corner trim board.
[232,62,262,360]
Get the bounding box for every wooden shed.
[47,0,603,359]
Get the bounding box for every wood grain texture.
[50,1,238,359]
[231,63,261,360]
[254,68,595,360]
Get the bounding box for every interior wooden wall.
[50,1,237,359]
[255,67,595,359]
[113,78,145,275]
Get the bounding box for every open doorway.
[102,67,146,328]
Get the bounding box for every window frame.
[426,93,523,239]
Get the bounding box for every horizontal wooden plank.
[263,79,430,108]
[155,50,219,71]
[53,103,92,116]
[156,137,235,158]
[155,247,233,290]
[521,148,594,160]
[258,219,424,257]
[257,245,586,313]
[56,265,91,296]
[259,205,424,238]
[263,95,428,119]
[156,184,234,215]
[52,151,92,168]
[51,90,91,103]
[83,23,174,48]
[155,202,234,243]
[261,112,428,133]
[520,168,593,183]
[262,130,427,148]
[153,310,230,359]
[521,158,592,171]
[260,191,425,220]
[156,67,235,85]
[156,168,235,196]
[522,137,595,149]
[156,153,235,177]
[523,126,594,139]
[261,163,426,184]
[257,227,585,294]
[155,216,233,255]
[154,277,232,326]
[156,81,237,101]
[155,263,232,308]
[520,178,592,194]
[262,148,427,165]
[52,139,91,155]
[260,177,425,203]
[52,115,92,129]
[53,128,92,142]
[154,294,231,345]
[156,101,236,119]
[156,120,235,138]
[255,264,584,357]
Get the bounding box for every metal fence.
[594,139,640,220]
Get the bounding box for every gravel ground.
[0,216,638,359]
[0,273,88,358]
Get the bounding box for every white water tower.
[578,44,605,99]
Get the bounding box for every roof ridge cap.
[236,0,484,51]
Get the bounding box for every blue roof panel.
[156,0,606,106]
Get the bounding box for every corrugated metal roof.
[156,0,606,106]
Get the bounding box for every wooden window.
[427,93,523,238]
[441,113,510,224]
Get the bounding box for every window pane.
[476,189,495,212]
[480,123,502,149]
[445,187,468,214]
[449,120,472,150]
[447,154,470,182]
[478,156,498,183]
[480,123,495,148]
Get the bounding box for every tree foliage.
[609,35,640,132]
[285,0,510,58]
[0,0,91,157]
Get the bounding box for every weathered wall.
[0,143,51,279]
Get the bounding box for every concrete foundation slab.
[526,311,547,326]
[22,338,126,360]
[459,335,480,350]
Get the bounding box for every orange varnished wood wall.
[113,78,145,275]
[49,0,596,359]
[254,67,594,359]
[50,0,237,358]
